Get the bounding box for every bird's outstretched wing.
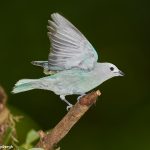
[47,13,98,71]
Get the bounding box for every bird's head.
[96,62,124,80]
[106,63,124,77]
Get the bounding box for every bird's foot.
[66,104,73,111]
[77,94,86,101]
[60,95,73,111]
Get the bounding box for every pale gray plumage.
[13,13,124,110]
[31,13,98,74]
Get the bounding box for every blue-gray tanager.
[12,13,124,110]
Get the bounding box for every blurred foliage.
[3,106,41,149]
[2,117,19,145]
[19,129,40,149]
[8,106,40,144]
[0,0,150,149]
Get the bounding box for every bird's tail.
[31,61,59,75]
[31,61,48,68]
[12,79,38,94]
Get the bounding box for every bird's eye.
[110,67,114,71]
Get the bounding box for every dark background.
[0,0,150,149]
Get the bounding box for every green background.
[0,0,150,149]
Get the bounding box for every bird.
[12,13,124,110]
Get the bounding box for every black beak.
[119,70,125,76]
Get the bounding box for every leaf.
[3,127,13,144]
[28,148,44,150]
[17,147,28,150]
[21,144,32,149]
[25,129,39,145]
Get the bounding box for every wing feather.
[47,13,98,71]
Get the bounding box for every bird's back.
[37,65,104,95]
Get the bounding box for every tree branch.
[36,90,101,150]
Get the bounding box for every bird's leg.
[77,93,86,101]
[60,95,73,111]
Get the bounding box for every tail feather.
[31,61,59,75]
[12,79,37,94]
[31,61,48,68]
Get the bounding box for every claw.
[77,94,86,101]
[66,104,73,111]
[60,95,73,110]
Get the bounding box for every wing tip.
[51,12,60,17]
[51,12,65,22]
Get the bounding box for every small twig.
[36,90,101,150]
[0,86,7,112]
[0,86,10,143]
[0,86,19,144]
[0,86,9,125]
